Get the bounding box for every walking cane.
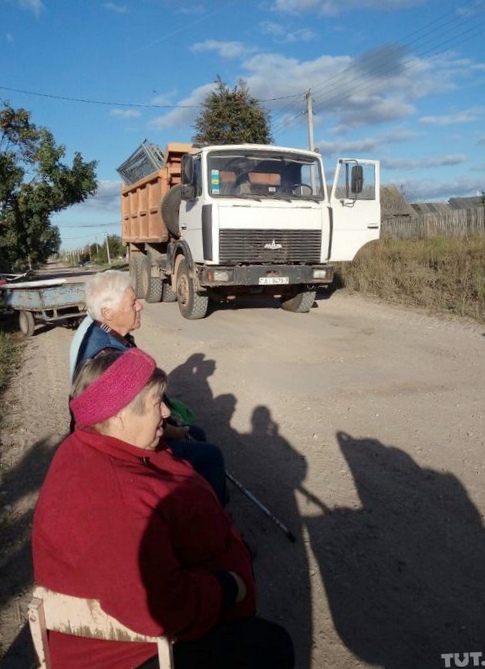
[225,470,297,543]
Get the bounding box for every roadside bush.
[335,236,485,323]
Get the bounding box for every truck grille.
[219,229,322,264]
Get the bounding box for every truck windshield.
[207,149,324,200]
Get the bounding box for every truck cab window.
[207,150,324,201]
[193,159,202,197]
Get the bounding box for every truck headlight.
[207,270,232,282]
[313,269,328,279]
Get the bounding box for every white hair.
[85,270,134,321]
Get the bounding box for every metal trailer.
[0,278,86,336]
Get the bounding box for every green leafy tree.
[94,234,125,264]
[0,103,97,270]
[193,76,273,145]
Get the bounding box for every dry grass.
[334,236,485,323]
[0,317,23,427]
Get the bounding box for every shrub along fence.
[382,207,485,239]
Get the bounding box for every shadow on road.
[304,431,485,669]
[168,355,485,668]
[168,356,313,669]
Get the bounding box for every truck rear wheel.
[161,281,177,303]
[281,288,316,313]
[140,255,163,303]
[161,184,182,237]
[176,259,208,320]
[129,253,143,298]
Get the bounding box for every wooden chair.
[28,585,174,669]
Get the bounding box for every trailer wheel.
[176,259,208,320]
[281,289,316,313]
[140,255,163,303]
[129,253,144,298]
[161,281,177,303]
[19,310,35,337]
[161,184,182,237]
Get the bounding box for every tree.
[0,103,97,270]
[193,76,273,145]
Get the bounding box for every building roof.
[448,196,484,210]
[409,202,451,215]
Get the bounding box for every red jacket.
[32,428,255,669]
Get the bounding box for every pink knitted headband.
[70,348,157,427]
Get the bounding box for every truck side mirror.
[182,155,194,185]
[351,165,364,194]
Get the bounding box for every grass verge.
[0,315,23,428]
[334,236,485,323]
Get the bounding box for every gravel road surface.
[1,287,484,669]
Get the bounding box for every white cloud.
[315,128,420,157]
[103,3,129,13]
[259,21,316,43]
[191,40,254,59]
[110,109,141,119]
[17,0,43,15]
[239,46,481,134]
[270,0,426,16]
[69,181,121,213]
[149,82,215,131]
[398,175,484,201]
[382,155,467,170]
[419,108,484,126]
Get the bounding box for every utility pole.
[105,233,111,266]
[305,89,315,152]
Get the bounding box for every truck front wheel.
[281,288,316,313]
[176,259,209,320]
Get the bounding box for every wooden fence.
[382,207,485,239]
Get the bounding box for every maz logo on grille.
[263,239,283,250]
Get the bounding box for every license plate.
[259,277,290,285]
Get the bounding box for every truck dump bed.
[120,142,192,244]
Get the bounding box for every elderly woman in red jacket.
[32,349,294,669]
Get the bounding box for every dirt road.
[1,289,484,669]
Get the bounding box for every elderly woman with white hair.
[69,270,228,505]
[33,349,294,669]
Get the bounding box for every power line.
[0,85,202,109]
[271,0,485,138]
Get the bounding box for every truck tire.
[176,258,209,320]
[161,184,182,237]
[281,289,316,313]
[141,255,163,303]
[161,281,177,303]
[19,310,35,337]
[129,253,144,298]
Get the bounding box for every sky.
[1,0,484,251]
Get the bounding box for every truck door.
[179,157,206,263]
[328,159,380,262]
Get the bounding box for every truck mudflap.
[197,264,334,287]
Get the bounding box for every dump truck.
[118,140,381,319]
